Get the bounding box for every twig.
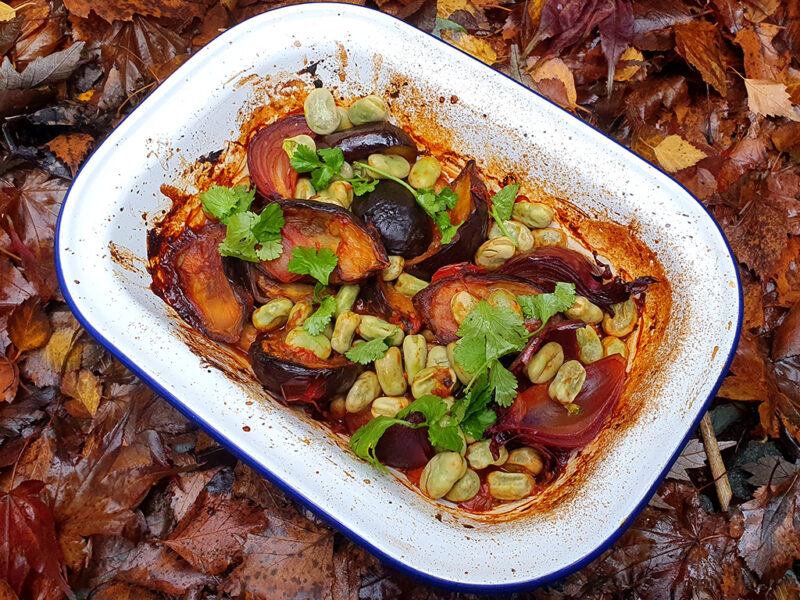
[699,412,733,511]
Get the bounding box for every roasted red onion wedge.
[359,277,423,334]
[247,114,314,200]
[499,247,655,311]
[318,122,418,162]
[490,354,627,449]
[375,413,434,469]
[259,200,389,284]
[150,223,251,343]
[405,161,489,278]
[249,331,363,408]
[413,272,542,343]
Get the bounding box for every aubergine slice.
[150,223,251,343]
[249,331,363,408]
[318,122,418,162]
[405,161,489,278]
[413,271,542,343]
[359,277,424,334]
[260,200,389,284]
[247,114,314,200]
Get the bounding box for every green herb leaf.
[400,395,463,452]
[289,144,323,172]
[490,184,519,222]
[517,282,577,332]
[433,211,460,244]
[251,203,285,239]
[303,295,337,336]
[199,185,255,224]
[349,416,412,471]
[287,246,339,286]
[218,211,257,260]
[350,178,379,196]
[461,407,497,441]
[488,359,518,407]
[345,338,389,364]
[438,187,460,210]
[454,301,530,372]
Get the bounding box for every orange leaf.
[674,20,728,95]
[7,298,51,352]
[45,133,93,177]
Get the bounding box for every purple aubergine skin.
[375,412,434,469]
[405,161,489,279]
[249,334,363,409]
[318,122,418,162]
[359,275,424,334]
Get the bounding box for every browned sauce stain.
[108,242,145,273]
[147,67,674,524]
[336,43,348,83]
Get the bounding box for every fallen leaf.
[90,583,161,600]
[63,0,215,23]
[530,57,577,109]
[165,486,267,575]
[742,456,800,488]
[744,79,800,121]
[674,20,728,95]
[60,369,102,416]
[773,301,800,361]
[668,438,736,481]
[0,41,83,90]
[0,2,17,22]
[12,0,65,69]
[598,0,633,93]
[222,499,334,600]
[0,480,70,597]
[653,134,708,172]
[719,331,770,402]
[735,23,787,81]
[631,0,694,51]
[441,30,497,65]
[614,46,644,81]
[738,474,800,581]
[716,135,768,192]
[112,542,216,595]
[724,196,790,281]
[0,353,19,403]
[7,297,50,352]
[45,133,93,176]
[168,468,222,522]
[534,0,614,56]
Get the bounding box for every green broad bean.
[402,335,427,381]
[548,360,586,405]
[526,341,564,384]
[366,153,411,180]
[488,220,534,252]
[487,471,535,500]
[445,469,480,502]
[285,327,332,360]
[347,95,389,125]
[512,200,553,229]
[466,440,508,470]
[474,237,515,269]
[303,88,340,135]
[420,452,467,499]
[331,311,361,355]
[346,371,381,413]
[358,315,404,346]
[408,156,442,190]
[395,273,429,297]
[565,296,603,324]
[576,325,603,364]
[335,285,360,317]
[251,298,293,331]
[374,347,407,396]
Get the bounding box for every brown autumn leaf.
[0,353,19,403]
[168,467,222,522]
[63,0,215,23]
[772,236,800,308]
[719,331,769,402]
[667,438,736,481]
[45,133,93,176]
[738,474,800,581]
[744,79,800,121]
[0,480,71,598]
[7,297,51,352]
[631,0,693,51]
[715,135,768,192]
[222,501,335,600]
[20,308,82,387]
[72,14,190,110]
[559,481,749,598]
[530,57,578,109]
[724,197,790,283]
[735,23,787,82]
[12,0,65,69]
[90,583,161,600]
[165,486,267,575]
[60,368,102,416]
[111,542,216,595]
[674,19,728,95]
[742,456,800,488]
[773,301,800,361]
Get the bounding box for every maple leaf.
[60,368,102,416]
[667,437,736,481]
[741,455,800,488]
[12,0,66,69]
[0,480,71,598]
[533,0,614,56]
[652,134,707,172]
[165,485,267,575]
[597,0,633,94]
[744,79,800,122]
[738,474,800,581]
[222,499,334,600]
[674,20,728,95]
[0,41,84,90]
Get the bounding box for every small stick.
[699,412,732,511]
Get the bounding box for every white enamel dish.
[56,4,742,592]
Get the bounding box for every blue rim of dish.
[54,4,744,594]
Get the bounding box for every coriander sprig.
[352,160,462,244]
[488,184,520,245]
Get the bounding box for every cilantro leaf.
[490,184,519,222]
[400,396,463,452]
[199,185,255,224]
[303,295,337,336]
[438,186,460,210]
[434,211,460,244]
[350,178,379,196]
[416,189,446,217]
[455,301,529,369]
[517,282,576,332]
[318,147,344,171]
[461,407,497,441]
[289,144,322,172]
[255,240,283,261]
[345,338,389,364]
[349,416,412,471]
[488,359,518,407]
[251,203,284,238]
[399,395,449,423]
[218,211,257,260]
[287,246,338,285]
